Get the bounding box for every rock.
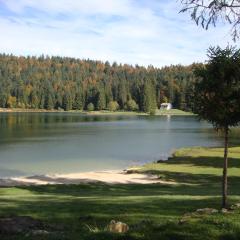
[221,208,229,214]
[108,220,129,233]
[157,159,166,163]
[179,217,189,224]
[195,208,218,215]
[230,203,240,210]
[31,230,49,235]
[25,229,50,237]
[125,169,139,174]
[179,208,219,224]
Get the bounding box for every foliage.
[126,99,139,111]
[6,95,17,108]
[180,0,240,41]
[193,46,240,208]
[194,46,240,129]
[0,54,197,112]
[87,102,95,111]
[96,86,106,110]
[107,101,119,111]
[143,81,157,114]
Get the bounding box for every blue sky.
[0,0,236,67]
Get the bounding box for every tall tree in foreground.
[180,0,240,41]
[193,46,240,208]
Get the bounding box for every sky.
[0,0,237,67]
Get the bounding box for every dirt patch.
[0,216,45,234]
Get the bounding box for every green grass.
[1,107,194,116]
[88,109,194,116]
[83,110,147,115]
[0,147,240,240]
[155,108,195,115]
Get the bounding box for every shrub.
[126,99,139,111]
[107,101,119,111]
[87,102,95,111]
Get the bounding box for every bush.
[150,109,156,115]
[126,99,139,111]
[107,101,119,111]
[87,102,95,111]
[7,96,17,108]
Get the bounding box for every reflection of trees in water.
[0,114,239,146]
[0,113,136,142]
[228,128,240,146]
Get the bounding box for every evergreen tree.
[194,46,240,208]
[96,86,106,110]
[0,53,197,112]
[63,92,72,111]
[45,93,54,110]
[73,91,84,110]
[39,94,45,109]
[143,81,157,114]
[30,90,39,109]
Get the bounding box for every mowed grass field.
[0,147,240,240]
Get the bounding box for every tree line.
[0,54,198,113]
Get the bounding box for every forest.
[0,54,198,113]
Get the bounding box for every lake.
[0,113,233,177]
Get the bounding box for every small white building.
[160,103,172,110]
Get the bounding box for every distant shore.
[0,108,194,116]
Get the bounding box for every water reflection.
[0,113,238,177]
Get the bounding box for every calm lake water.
[0,113,235,177]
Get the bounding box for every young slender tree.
[193,46,240,208]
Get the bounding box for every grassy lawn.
[0,147,239,239]
[155,109,194,115]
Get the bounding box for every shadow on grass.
[164,156,240,168]
[0,190,228,222]
[1,180,240,239]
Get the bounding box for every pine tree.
[143,81,157,114]
[45,93,54,110]
[63,92,72,111]
[73,91,84,110]
[96,87,106,110]
[30,90,39,109]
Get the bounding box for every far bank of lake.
[0,108,194,116]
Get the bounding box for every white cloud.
[0,0,236,67]
[1,0,132,16]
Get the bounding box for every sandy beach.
[0,170,176,186]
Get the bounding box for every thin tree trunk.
[222,126,229,209]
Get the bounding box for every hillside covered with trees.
[0,54,198,113]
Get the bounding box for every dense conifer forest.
[0,54,198,112]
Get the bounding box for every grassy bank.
[155,109,195,115]
[0,147,239,240]
[0,108,193,116]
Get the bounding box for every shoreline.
[0,169,176,186]
[0,108,194,116]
